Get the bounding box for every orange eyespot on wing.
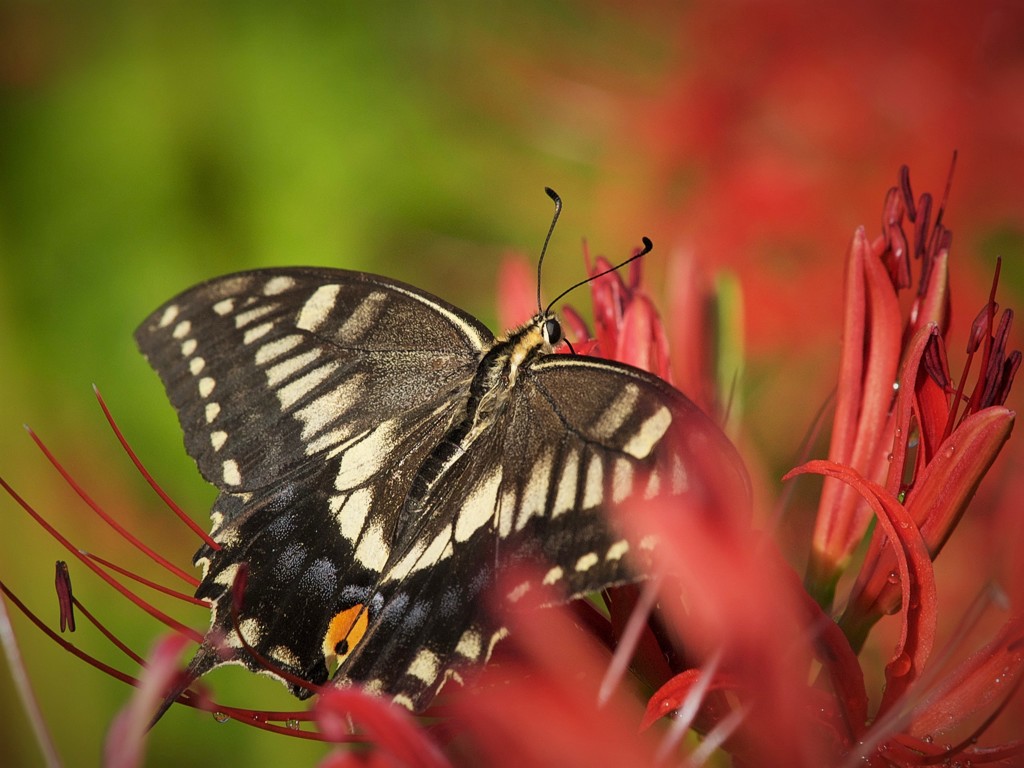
[323,603,370,675]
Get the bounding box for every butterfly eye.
[542,318,562,346]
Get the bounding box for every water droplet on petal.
[213,711,230,724]
[886,571,899,585]
[889,652,912,677]
[286,718,301,731]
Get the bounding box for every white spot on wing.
[297,284,341,332]
[332,487,372,542]
[243,322,273,345]
[269,645,300,668]
[263,276,296,295]
[507,581,531,602]
[392,693,416,710]
[606,539,629,560]
[672,453,688,494]
[213,563,240,588]
[199,377,216,398]
[575,552,599,572]
[189,357,206,375]
[456,629,482,660]
[353,521,389,571]
[158,305,179,328]
[222,459,241,486]
[456,467,503,542]
[338,291,387,339]
[238,618,263,646]
[643,469,662,499]
[180,339,197,356]
[542,566,563,585]
[551,449,579,518]
[277,362,340,411]
[583,455,604,508]
[407,649,441,684]
[172,320,192,340]
[210,431,227,451]
[383,524,454,583]
[234,304,277,328]
[205,402,221,423]
[333,421,397,490]
[612,458,634,504]
[593,383,639,439]
[255,334,304,366]
[305,425,354,456]
[266,349,321,388]
[293,374,363,440]
[213,298,234,316]
[516,449,553,531]
[498,487,516,539]
[623,406,673,459]
[485,627,509,661]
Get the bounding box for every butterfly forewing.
[135,268,492,492]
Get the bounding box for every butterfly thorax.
[467,314,555,436]
[403,315,556,514]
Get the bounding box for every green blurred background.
[2,2,1022,765]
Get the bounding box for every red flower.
[1,165,1020,767]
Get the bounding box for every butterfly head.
[504,311,566,358]
[540,316,562,347]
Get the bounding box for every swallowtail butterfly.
[136,197,747,713]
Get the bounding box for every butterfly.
[135,192,747,714]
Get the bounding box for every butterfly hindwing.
[322,339,746,707]
[190,393,463,696]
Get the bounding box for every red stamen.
[23,426,199,586]
[4,580,328,740]
[0,476,201,642]
[1,579,142,687]
[69,594,147,667]
[86,552,204,601]
[93,385,220,551]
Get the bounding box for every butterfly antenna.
[544,236,653,314]
[537,187,563,314]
